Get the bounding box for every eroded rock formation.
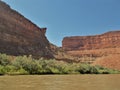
[62,31,120,58]
[0,1,53,58]
[62,31,120,67]
[62,31,120,51]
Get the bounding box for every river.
[0,75,120,90]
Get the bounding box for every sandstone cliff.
[0,1,53,58]
[62,31,120,57]
[62,31,120,51]
[62,31,120,70]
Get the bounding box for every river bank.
[0,53,120,75]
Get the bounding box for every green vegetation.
[0,53,119,75]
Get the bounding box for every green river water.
[0,75,120,90]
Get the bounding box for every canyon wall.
[62,31,120,51]
[62,31,120,58]
[0,1,53,58]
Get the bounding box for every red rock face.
[0,1,53,58]
[62,31,120,51]
[62,31,120,59]
[62,31,120,70]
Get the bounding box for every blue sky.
[2,0,120,46]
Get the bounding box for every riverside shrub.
[0,53,119,75]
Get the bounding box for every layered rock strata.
[62,31,120,67]
[0,1,53,58]
[62,31,120,51]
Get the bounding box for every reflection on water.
[0,75,120,90]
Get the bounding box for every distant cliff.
[62,31,120,70]
[62,31,120,57]
[0,1,53,58]
[62,31,120,51]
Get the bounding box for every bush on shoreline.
[0,53,119,75]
